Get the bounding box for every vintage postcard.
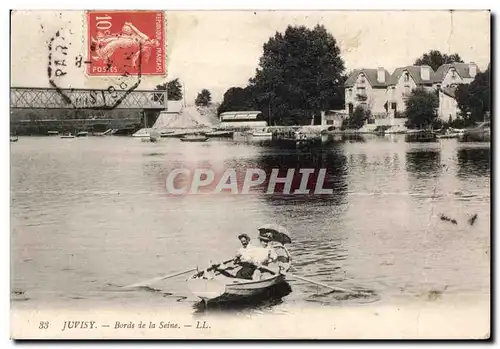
[10,10,490,340]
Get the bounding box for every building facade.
[344,62,480,126]
[344,68,391,116]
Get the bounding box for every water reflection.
[405,150,441,176]
[255,146,348,206]
[457,147,491,178]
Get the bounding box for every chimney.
[420,65,431,81]
[377,67,386,83]
[469,63,477,78]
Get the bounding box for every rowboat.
[187,224,292,303]
[204,130,234,138]
[251,128,273,138]
[180,134,208,142]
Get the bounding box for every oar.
[123,268,197,289]
[254,264,372,297]
[287,273,372,297]
[123,258,235,289]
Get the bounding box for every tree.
[342,105,369,130]
[414,50,464,71]
[455,66,490,123]
[404,87,439,129]
[217,86,258,115]
[153,78,183,101]
[248,25,346,125]
[195,89,212,107]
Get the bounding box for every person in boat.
[249,233,278,280]
[234,233,258,280]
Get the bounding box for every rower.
[234,233,258,280]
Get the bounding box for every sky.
[11,10,490,104]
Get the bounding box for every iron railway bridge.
[10,87,168,110]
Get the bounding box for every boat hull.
[180,138,208,142]
[187,274,288,302]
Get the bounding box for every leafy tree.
[414,50,464,71]
[342,105,368,130]
[217,86,258,115]
[455,67,490,123]
[195,89,212,107]
[249,25,346,124]
[404,87,439,129]
[153,78,183,101]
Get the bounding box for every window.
[357,87,366,95]
[391,102,397,110]
[348,88,352,96]
[360,74,366,84]
[451,69,457,79]
[403,71,409,82]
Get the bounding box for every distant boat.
[405,130,437,143]
[10,136,18,142]
[76,131,88,137]
[251,128,273,138]
[47,131,59,136]
[436,128,460,139]
[180,134,208,142]
[60,133,75,139]
[204,130,234,138]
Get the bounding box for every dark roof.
[345,69,391,88]
[433,63,481,83]
[387,66,434,85]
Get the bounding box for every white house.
[433,62,479,88]
[343,62,481,126]
[344,68,391,115]
[437,86,460,121]
[386,65,434,117]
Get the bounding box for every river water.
[10,135,490,316]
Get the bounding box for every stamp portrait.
[87,10,166,76]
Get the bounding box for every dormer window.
[403,71,409,83]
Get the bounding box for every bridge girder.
[10,87,168,110]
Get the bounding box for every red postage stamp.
[86,10,165,76]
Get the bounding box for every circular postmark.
[47,29,143,110]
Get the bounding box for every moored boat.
[76,131,89,137]
[251,128,273,138]
[204,130,234,138]
[404,129,437,143]
[60,133,75,139]
[180,134,208,142]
